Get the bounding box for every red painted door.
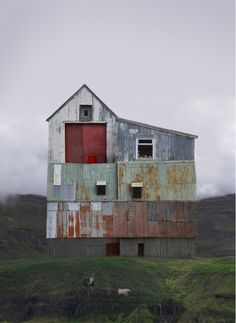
[65,124,106,163]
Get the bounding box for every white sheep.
[118,288,131,296]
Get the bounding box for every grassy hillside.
[0,256,234,322]
[0,193,235,322]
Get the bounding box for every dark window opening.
[97,185,106,195]
[80,105,92,121]
[138,145,153,158]
[137,138,153,159]
[132,187,142,199]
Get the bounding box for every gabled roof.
[46,84,198,139]
[46,84,118,121]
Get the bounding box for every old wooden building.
[46,84,198,257]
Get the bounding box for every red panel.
[65,124,106,163]
[82,124,106,163]
[65,124,83,163]
[106,243,120,256]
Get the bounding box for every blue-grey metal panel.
[117,120,195,162]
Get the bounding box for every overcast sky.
[0,0,235,198]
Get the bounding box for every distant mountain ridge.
[196,193,235,256]
[0,193,235,258]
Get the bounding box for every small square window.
[80,105,92,121]
[137,138,154,159]
[97,185,106,195]
[132,187,142,199]
[96,181,106,195]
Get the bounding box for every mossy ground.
[0,256,234,322]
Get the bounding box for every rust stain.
[118,163,125,183]
[68,211,74,238]
[103,215,113,237]
[75,211,80,237]
[96,214,100,230]
[56,210,65,238]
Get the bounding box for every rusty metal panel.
[47,201,197,239]
[103,216,113,237]
[80,202,91,237]
[118,161,196,201]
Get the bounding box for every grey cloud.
[0,0,234,198]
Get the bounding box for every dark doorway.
[138,243,144,256]
[106,243,120,256]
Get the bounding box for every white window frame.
[136,137,155,160]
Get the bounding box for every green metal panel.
[48,161,196,202]
[117,161,196,201]
[48,163,117,201]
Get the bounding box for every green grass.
[0,256,234,322]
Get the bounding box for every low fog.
[0,0,234,198]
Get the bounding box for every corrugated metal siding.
[47,201,197,239]
[48,237,195,257]
[48,163,117,201]
[117,121,195,162]
[48,161,196,202]
[118,161,196,201]
[48,238,119,257]
[119,238,196,257]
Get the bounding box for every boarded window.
[80,105,92,121]
[137,138,154,159]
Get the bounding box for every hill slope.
[0,194,47,258]
[196,194,235,256]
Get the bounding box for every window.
[96,181,106,195]
[132,187,142,199]
[137,138,154,159]
[80,105,92,121]
[131,181,143,199]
